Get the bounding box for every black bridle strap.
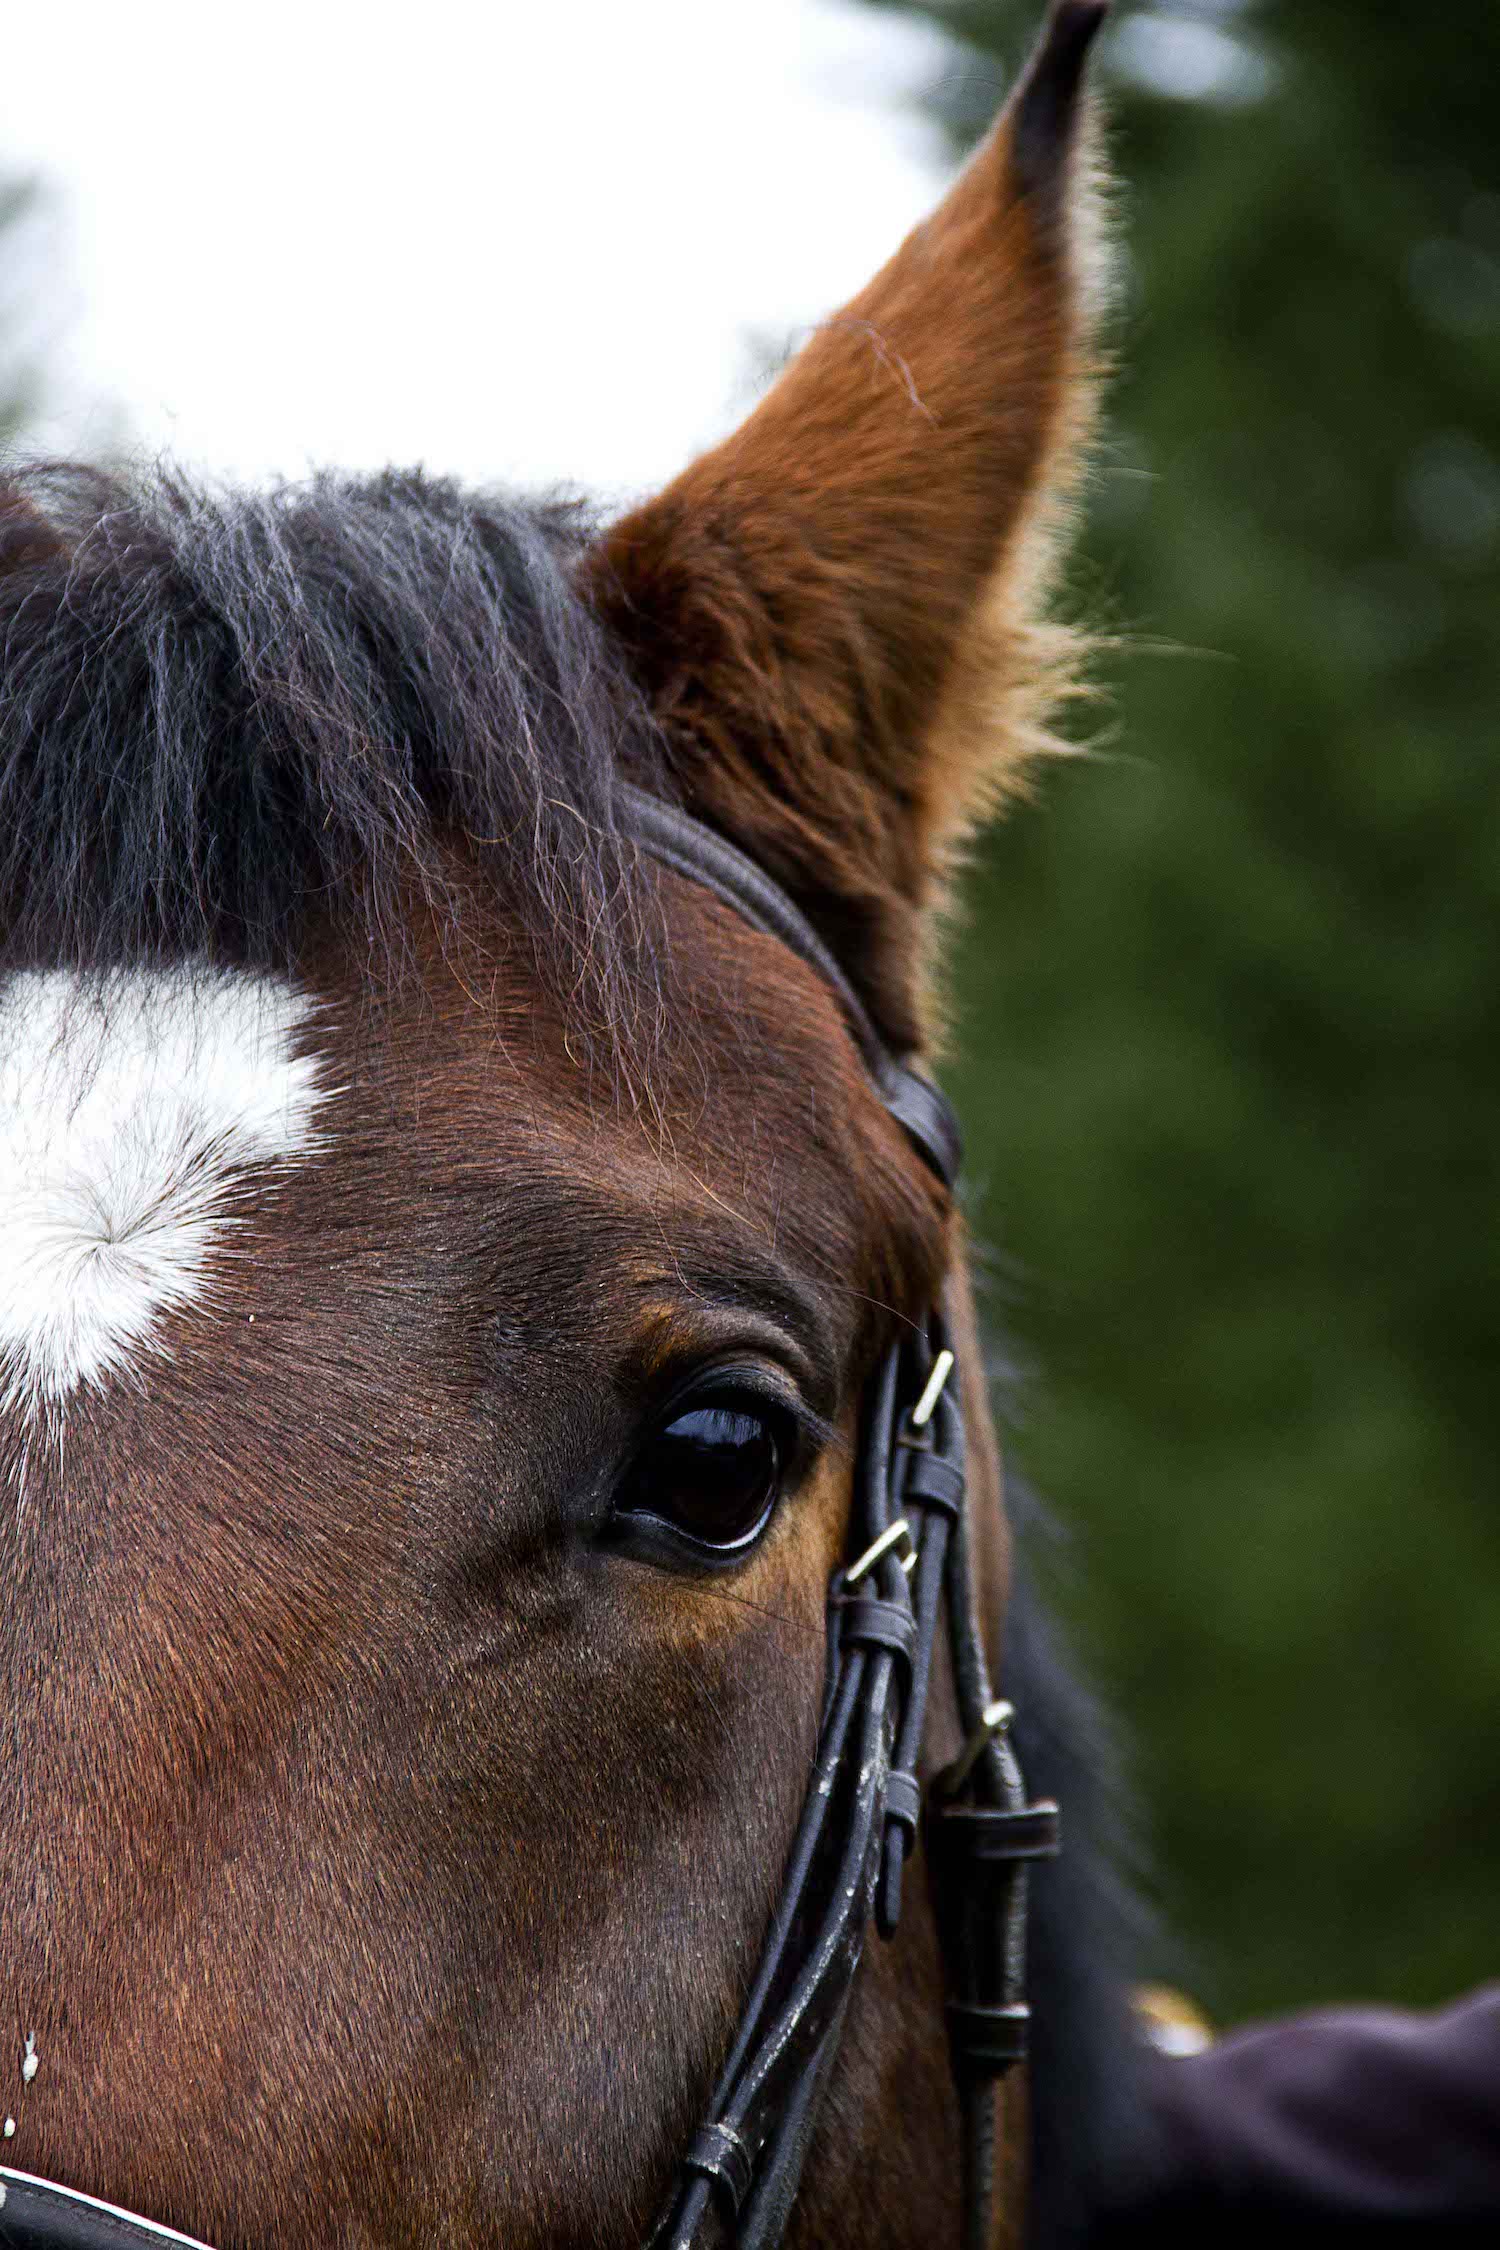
[624,790,1059,2250]
[619,786,964,1191]
[652,1323,960,2250]
[0,2171,213,2249]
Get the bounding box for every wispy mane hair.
[0,464,662,1043]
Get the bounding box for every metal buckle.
[909,1348,955,1431]
[844,1518,917,1584]
[936,1697,1014,1798]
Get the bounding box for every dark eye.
[614,1394,788,1560]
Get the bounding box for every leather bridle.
[627,791,1059,2250]
[0,791,1058,2250]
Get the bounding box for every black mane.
[1003,1481,1153,2249]
[0,464,659,1035]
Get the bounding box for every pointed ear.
[586,1,1111,1047]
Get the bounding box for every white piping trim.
[0,2167,216,2247]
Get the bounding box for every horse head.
[0,7,1115,2244]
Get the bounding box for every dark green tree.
[861,0,1500,2016]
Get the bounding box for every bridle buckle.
[843,1517,917,1585]
[935,1697,1014,1800]
[909,1347,955,1431]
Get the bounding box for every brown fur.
[0,485,66,569]
[0,885,954,2248]
[0,7,1109,2243]
[587,2,1109,1050]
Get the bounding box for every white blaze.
[0,967,331,1419]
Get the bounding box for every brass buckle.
[844,1518,917,1584]
[936,1697,1014,1798]
[909,1348,955,1431]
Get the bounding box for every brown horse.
[0,5,1134,2245]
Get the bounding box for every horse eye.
[616,1398,786,1558]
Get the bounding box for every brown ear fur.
[0,482,69,572]
[587,1,1111,1049]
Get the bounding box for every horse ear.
[586,1,1111,1047]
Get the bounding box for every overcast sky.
[2,0,968,509]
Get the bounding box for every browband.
[619,785,963,1189]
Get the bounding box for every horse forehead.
[0,963,332,1419]
[368,914,897,1254]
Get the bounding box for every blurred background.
[4,0,1496,2026]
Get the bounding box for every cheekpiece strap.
[648,1323,970,2250]
[624,786,1051,2250]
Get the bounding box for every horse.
[0,4,1139,2244]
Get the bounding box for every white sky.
[1,0,965,510]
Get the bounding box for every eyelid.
[628,1291,838,1423]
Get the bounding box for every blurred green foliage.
[865,0,1500,2017]
[0,172,44,447]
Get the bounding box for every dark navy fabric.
[1091,1985,1500,2243]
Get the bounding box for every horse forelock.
[0,463,667,1092]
